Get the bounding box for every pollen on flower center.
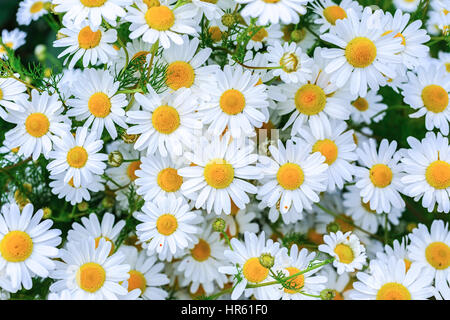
[157,167,183,192]
[30,1,44,13]
[156,214,178,236]
[334,243,354,264]
[76,262,106,293]
[323,5,347,25]
[250,28,268,42]
[0,231,33,262]
[294,84,327,116]
[352,97,369,111]
[88,92,111,118]
[67,146,89,169]
[145,5,175,31]
[191,239,211,262]
[425,160,450,189]
[425,241,450,270]
[25,112,50,137]
[204,158,235,189]
[219,89,246,115]
[421,85,448,113]
[284,267,305,294]
[166,61,195,90]
[94,236,115,256]
[152,105,180,134]
[280,52,299,73]
[369,164,393,188]
[345,37,377,68]
[312,139,338,165]
[376,283,411,300]
[128,270,147,294]
[126,160,142,182]
[78,26,102,49]
[277,163,304,190]
[243,257,269,283]
[80,0,107,7]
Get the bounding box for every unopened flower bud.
[259,253,275,269]
[102,196,115,208]
[326,222,340,234]
[221,13,235,27]
[108,150,123,167]
[290,29,306,42]
[44,68,52,78]
[77,201,89,212]
[212,218,226,232]
[320,289,335,300]
[34,44,47,62]
[42,207,52,219]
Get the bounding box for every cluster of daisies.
[0,0,448,300]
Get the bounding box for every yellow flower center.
[143,0,160,7]
[404,259,412,272]
[323,5,347,25]
[156,214,178,236]
[243,257,268,283]
[0,88,3,100]
[204,158,234,189]
[250,28,268,42]
[445,62,450,73]
[67,146,89,169]
[376,283,411,300]
[76,262,106,293]
[334,243,354,264]
[312,139,338,165]
[425,242,450,270]
[80,0,107,7]
[0,42,13,54]
[219,89,246,115]
[333,290,344,300]
[369,164,393,188]
[352,97,369,111]
[152,105,180,134]
[127,161,142,182]
[25,112,50,137]
[277,163,304,190]
[157,167,183,192]
[294,84,327,116]
[283,267,305,294]
[78,26,102,49]
[88,92,111,118]
[191,239,211,262]
[145,5,175,31]
[263,0,280,2]
[127,270,147,294]
[30,1,44,13]
[0,231,33,262]
[165,61,195,90]
[208,26,222,42]
[280,52,299,73]
[425,160,450,189]
[345,37,377,68]
[421,85,448,113]
[94,236,115,256]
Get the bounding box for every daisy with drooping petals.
[46,126,108,188]
[49,238,130,300]
[354,139,405,214]
[320,7,404,97]
[310,0,363,33]
[49,172,104,205]
[0,29,27,59]
[17,0,48,25]
[0,76,28,120]
[400,132,450,213]
[0,203,61,291]
[319,231,367,275]
[179,133,263,215]
[4,89,71,161]
[235,0,309,25]
[125,0,199,49]
[66,68,128,139]
[348,89,388,124]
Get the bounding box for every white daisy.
[191,0,234,20]
[49,172,104,205]
[437,51,450,75]
[348,89,388,124]
[393,0,420,12]
[375,237,412,272]
[310,0,363,33]
[0,76,28,120]
[245,22,283,52]
[0,28,27,59]
[235,0,309,25]
[17,0,48,25]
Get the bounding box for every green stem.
[221,231,233,250]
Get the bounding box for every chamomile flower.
[125,0,199,49]
[105,146,141,190]
[134,195,202,261]
[319,231,367,274]
[201,64,269,138]
[17,0,48,25]
[49,238,130,299]
[4,89,71,161]
[235,0,309,25]
[219,231,287,300]
[401,63,450,135]
[0,76,27,120]
[46,126,108,188]
[310,0,363,33]
[280,24,317,52]
[0,203,61,290]
[66,68,128,139]
[438,51,450,74]
[245,23,283,52]
[320,7,404,97]
[348,89,387,124]
[0,29,27,59]
[191,0,234,20]
[109,38,152,74]
[49,172,104,205]
[257,139,328,215]
[350,256,435,300]
[354,139,405,214]
[179,133,263,215]
[126,86,201,157]
[400,132,450,213]
[54,21,118,70]
[375,237,412,271]
[393,0,420,12]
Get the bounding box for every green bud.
[102,196,115,209]
[290,29,306,42]
[221,13,235,27]
[42,207,52,219]
[259,253,275,269]
[320,289,335,300]
[326,222,340,234]
[77,201,89,212]
[34,44,47,62]
[108,150,123,167]
[212,218,226,233]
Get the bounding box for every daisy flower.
[375,237,412,271]
[245,22,283,52]
[0,29,27,59]
[0,76,27,120]
[191,0,234,20]
[134,195,202,261]
[235,0,309,25]
[348,89,387,124]
[354,139,406,214]
[218,231,287,300]
[53,21,118,70]
[46,126,108,188]
[349,256,435,300]
[0,203,61,290]
[437,51,450,74]
[49,172,104,205]
[310,0,363,33]
[400,132,450,213]
[320,7,404,97]
[49,238,130,299]
[66,68,128,139]
[201,64,269,138]
[17,0,48,25]
[118,245,169,300]
[393,0,420,12]
[4,89,71,161]
[179,133,263,215]
[105,145,141,189]
[401,62,450,135]
[126,86,201,157]
[125,0,199,49]
[319,231,367,274]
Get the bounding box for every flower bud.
[108,150,123,167]
[259,253,275,269]
[212,218,226,233]
[121,132,139,144]
[320,289,335,300]
[221,13,235,27]
[77,201,89,212]
[34,44,47,62]
[326,222,340,234]
[102,196,115,209]
[290,29,306,42]
[42,207,52,219]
